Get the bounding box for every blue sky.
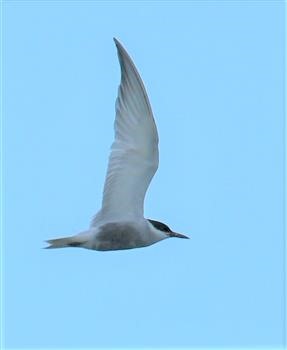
[3,1,285,348]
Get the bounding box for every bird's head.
[147,219,189,239]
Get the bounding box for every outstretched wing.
[91,38,159,226]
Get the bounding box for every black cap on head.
[148,219,171,233]
[148,219,190,239]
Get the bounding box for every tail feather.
[45,236,87,249]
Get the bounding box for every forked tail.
[45,235,88,249]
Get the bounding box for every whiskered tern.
[46,38,189,251]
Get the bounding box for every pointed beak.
[170,231,190,239]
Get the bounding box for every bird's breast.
[92,221,148,251]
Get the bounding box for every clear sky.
[3,0,285,348]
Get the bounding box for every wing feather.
[91,39,159,225]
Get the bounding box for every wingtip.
[113,38,126,53]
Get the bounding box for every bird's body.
[46,38,189,251]
[47,219,168,251]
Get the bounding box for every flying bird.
[46,38,189,251]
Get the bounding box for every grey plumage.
[45,38,189,251]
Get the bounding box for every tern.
[46,38,189,251]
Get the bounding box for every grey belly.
[94,222,147,251]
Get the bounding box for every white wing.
[91,38,159,225]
